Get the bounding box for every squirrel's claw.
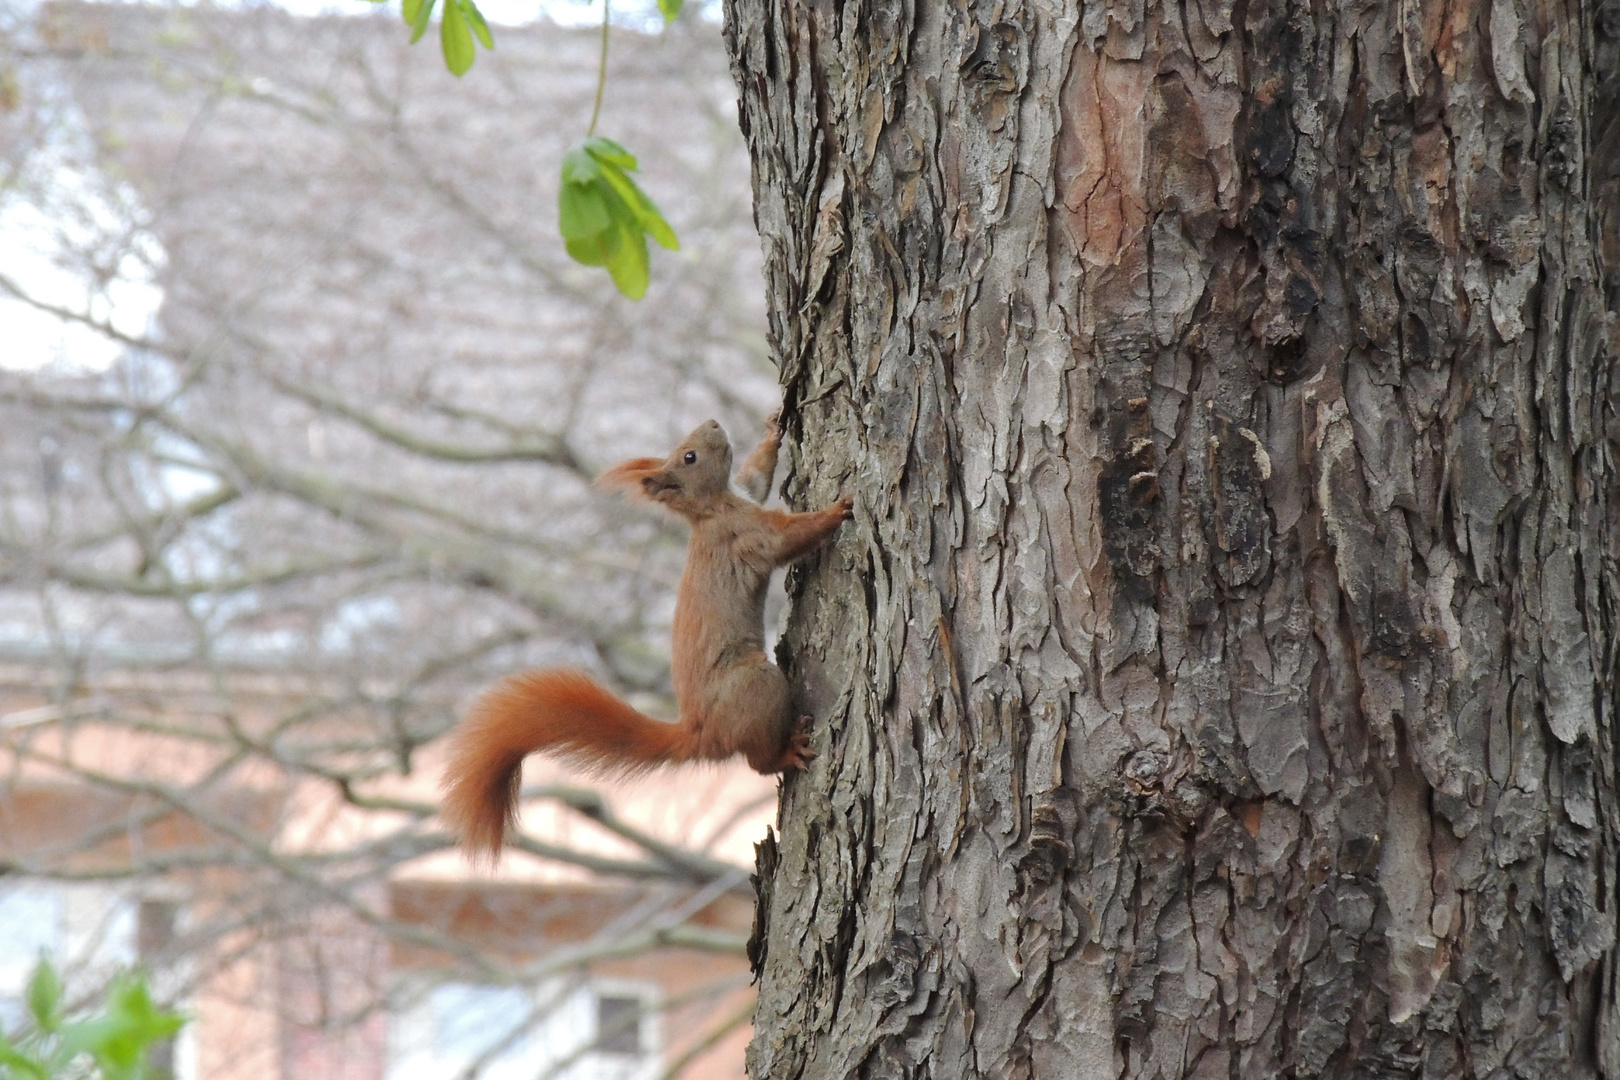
[778,720,816,771]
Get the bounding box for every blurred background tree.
[0,3,778,1077]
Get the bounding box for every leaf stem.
[586,0,609,136]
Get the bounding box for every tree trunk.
[723,0,1619,1074]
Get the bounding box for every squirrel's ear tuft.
[597,457,668,498]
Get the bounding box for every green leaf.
[400,0,493,68]
[627,186,678,250]
[464,0,494,49]
[605,222,650,299]
[440,0,475,76]
[565,235,612,267]
[560,146,602,186]
[110,978,184,1044]
[404,0,436,44]
[58,976,184,1080]
[644,214,678,251]
[593,160,679,251]
[557,138,678,297]
[58,1016,120,1063]
[0,1039,49,1080]
[25,958,62,1034]
[581,137,637,171]
[656,0,682,21]
[559,182,613,240]
[591,161,641,213]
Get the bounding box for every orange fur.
[440,417,852,863]
[440,669,695,863]
[595,457,665,494]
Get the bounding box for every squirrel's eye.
[683,451,697,465]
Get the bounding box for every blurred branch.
[658,993,756,1080]
[263,369,586,473]
[0,271,161,352]
[335,781,751,891]
[530,921,748,969]
[38,551,388,598]
[3,739,516,976]
[523,784,751,889]
[697,788,777,855]
[54,481,243,554]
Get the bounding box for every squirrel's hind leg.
[703,656,803,773]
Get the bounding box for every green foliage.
[383,0,493,75]
[559,138,679,299]
[390,0,684,75]
[0,957,185,1080]
[384,0,686,297]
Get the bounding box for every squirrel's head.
[598,420,734,511]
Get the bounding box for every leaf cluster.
[0,959,185,1080]
[384,0,687,295]
[392,0,494,76]
[559,137,679,299]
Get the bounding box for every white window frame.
[385,975,662,1080]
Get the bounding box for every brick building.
[0,664,769,1079]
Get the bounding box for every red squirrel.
[440,414,853,861]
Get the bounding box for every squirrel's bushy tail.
[440,668,693,863]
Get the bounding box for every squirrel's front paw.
[778,720,816,771]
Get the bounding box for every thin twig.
[587,0,610,137]
[523,784,751,888]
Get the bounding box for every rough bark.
[722,0,1620,1073]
